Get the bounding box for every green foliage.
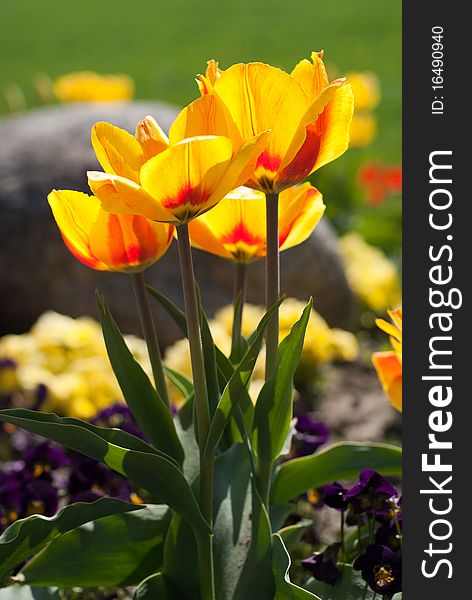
[97,295,184,464]
[254,300,312,462]
[204,298,284,456]
[20,505,170,587]
[271,441,402,504]
[0,409,209,538]
[0,498,142,581]
[272,535,320,599]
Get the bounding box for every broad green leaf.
[232,482,274,600]
[0,409,209,538]
[0,498,141,580]
[254,300,312,462]
[174,397,200,484]
[271,442,402,504]
[147,286,187,336]
[272,534,321,599]
[20,505,170,587]
[305,565,378,599]
[134,572,184,599]
[270,503,295,532]
[97,297,184,464]
[204,298,284,456]
[163,513,199,599]
[212,444,253,599]
[278,519,312,551]
[0,587,60,599]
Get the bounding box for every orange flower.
[169,52,354,193]
[372,307,402,412]
[188,183,325,263]
[48,190,174,272]
[87,117,269,225]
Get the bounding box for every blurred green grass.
[0,0,400,158]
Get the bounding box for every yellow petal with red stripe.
[372,350,402,412]
[189,186,266,262]
[279,183,325,251]
[89,211,173,272]
[48,190,106,270]
[140,136,234,223]
[91,121,144,182]
[87,171,177,223]
[135,115,169,161]
[275,80,353,191]
[213,63,308,189]
[188,182,324,262]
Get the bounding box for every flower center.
[374,565,395,588]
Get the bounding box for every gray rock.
[0,102,355,345]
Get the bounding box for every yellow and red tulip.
[87,118,269,225]
[372,307,402,412]
[170,52,354,193]
[48,190,174,272]
[188,182,325,263]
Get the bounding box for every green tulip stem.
[177,224,215,600]
[265,192,280,379]
[132,271,170,410]
[232,261,248,349]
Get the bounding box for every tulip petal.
[291,51,329,102]
[189,186,266,262]
[88,171,177,223]
[48,190,106,270]
[310,81,354,173]
[275,81,353,190]
[91,121,144,182]
[196,59,224,95]
[140,136,234,223]
[89,211,173,272]
[169,94,243,149]
[213,63,308,181]
[372,351,402,411]
[279,184,325,251]
[135,115,169,160]
[203,131,270,213]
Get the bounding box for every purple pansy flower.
[353,544,402,598]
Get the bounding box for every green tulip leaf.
[0,498,142,580]
[272,534,321,599]
[0,409,209,538]
[205,297,284,456]
[271,442,402,504]
[20,505,170,588]
[97,296,184,464]
[254,299,312,462]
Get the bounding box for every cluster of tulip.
[0,54,403,600]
